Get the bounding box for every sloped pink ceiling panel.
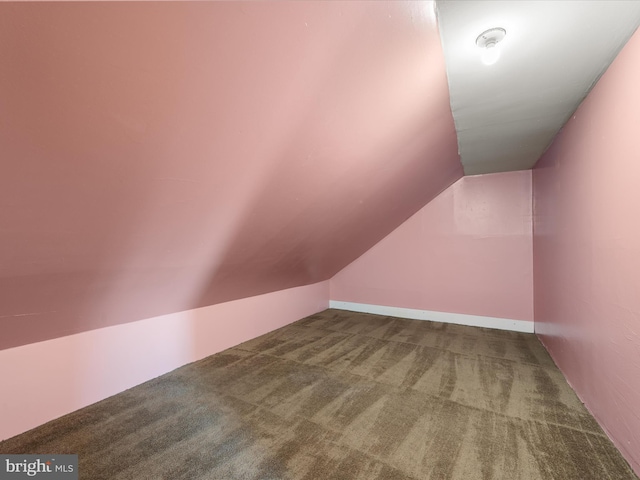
[533,28,640,475]
[0,2,461,350]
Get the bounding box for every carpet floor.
[1,309,637,479]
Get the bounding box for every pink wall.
[0,2,461,350]
[331,170,533,322]
[533,29,640,475]
[0,281,329,441]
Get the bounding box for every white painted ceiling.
[436,0,640,175]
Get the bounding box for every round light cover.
[476,27,506,49]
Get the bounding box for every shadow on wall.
[0,0,463,442]
[191,1,463,313]
[0,1,460,352]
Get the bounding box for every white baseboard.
[329,300,534,333]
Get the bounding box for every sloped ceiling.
[0,2,462,349]
[437,0,640,175]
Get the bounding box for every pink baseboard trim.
[0,281,329,441]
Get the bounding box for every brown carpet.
[1,309,637,479]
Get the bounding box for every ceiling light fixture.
[476,27,506,66]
